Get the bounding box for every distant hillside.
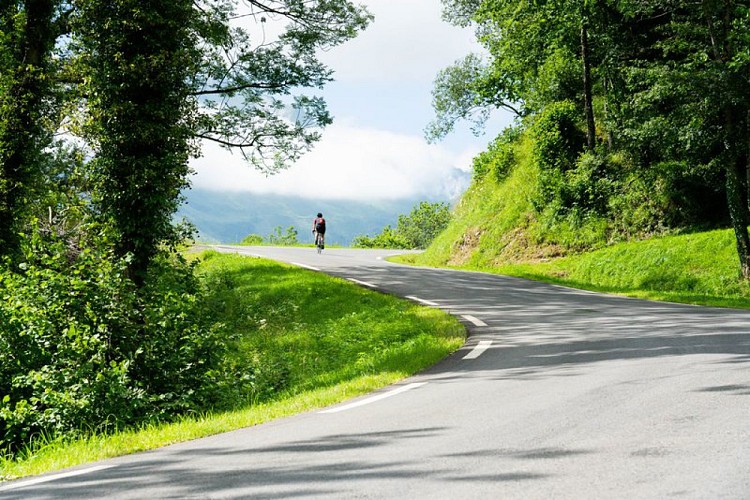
[177,189,450,246]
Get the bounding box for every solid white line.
[462,340,492,360]
[405,296,440,307]
[291,262,320,271]
[461,314,488,327]
[0,465,115,492]
[319,382,427,414]
[347,278,377,288]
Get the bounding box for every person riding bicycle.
[312,212,326,249]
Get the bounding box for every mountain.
[177,189,453,246]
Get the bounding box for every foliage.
[430,0,750,277]
[529,101,586,211]
[0,0,61,258]
[75,0,198,285]
[353,201,452,250]
[352,226,411,250]
[239,234,264,246]
[267,226,299,246]
[396,202,453,250]
[471,126,519,182]
[189,0,372,172]
[0,229,229,455]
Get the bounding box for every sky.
[189,0,513,201]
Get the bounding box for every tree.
[0,0,60,259]
[619,1,750,277]
[397,201,452,249]
[353,201,452,250]
[74,0,371,284]
[190,0,372,173]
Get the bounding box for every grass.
[0,251,464,482]
[396,227,750,309]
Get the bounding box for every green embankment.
[399,136,750,309]
[0,252,464,481]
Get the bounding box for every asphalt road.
[2,246,749,499]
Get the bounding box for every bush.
[530,100,586,211]
[267,226,299,246]
[352,226,411,249]
[0,227,229,455]
[240,234,264,245]
[352,201,452,250]
[471,127,520,182]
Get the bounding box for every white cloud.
[319,0,479,84]
[190,121,474,200]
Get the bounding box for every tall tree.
[75,0,371,284]
[76,0,198,286]
[621,1,750,277]
[0,0,59,259]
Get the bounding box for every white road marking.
[319,382,427,414]
[0,465,115,492]
[347,278,377,288]
[461,314,488,327]
[462,340,493,360]
[291,262,320,271]
[405,296,440,307]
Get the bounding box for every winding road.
[2,246,749,499]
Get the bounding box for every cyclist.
[312,212,326,251]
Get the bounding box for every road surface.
[2,246,749,499]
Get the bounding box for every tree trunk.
[0,0,56,259]
[725,154,750,279]
[581,21,596,151]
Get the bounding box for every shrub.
[267,226,299,246]
[472,127,520,182]
[240,234,264,245]
[530,100,586,211]
[352,226,411,249]
[352,201,452,250]
[0,227,229,455]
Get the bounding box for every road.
[2,246,749,499]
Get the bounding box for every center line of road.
[319,382,427,414]
[291,262,320,271]
[405,296,440,307]
[463,340,492,360]
[347,278,377,288]
[0,465,115,492]
[461,314,488,327]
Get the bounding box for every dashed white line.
[462,340,492,360]
[347,278,378,288]
[319,382,427,414]
[291,262,320,271]
[461,315,488,327]
[0,465,115,492]
[405,296,440,307]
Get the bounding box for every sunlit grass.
[489,228,750,308]
[396,228,750,309]
[0,252,464,482]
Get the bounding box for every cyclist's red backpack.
[315,217,326,233]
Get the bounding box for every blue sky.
[190,0,513,201]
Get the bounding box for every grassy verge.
[395,228,750,309]
[0,251,464,481]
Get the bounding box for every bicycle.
[314,231,325,254]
